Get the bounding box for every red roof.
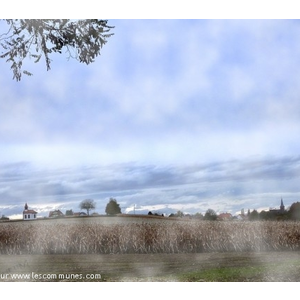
[218,213,232,219]
[23,209,37,214]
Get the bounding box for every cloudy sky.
[1,18,300,219]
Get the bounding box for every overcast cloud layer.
[1,19,300,218]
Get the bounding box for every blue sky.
[1,19,300,219]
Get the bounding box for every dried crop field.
[1,216,300,255]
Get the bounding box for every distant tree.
[175,210,184,218]
[194,212,204,219]
[65,209,73,216]
[249,209,259,221]
[79,199,96,216]
[204,209,217,221]
[259,210,271,220]
[105,198,121,215]
[0,19,114,81]
[148,211,153,215]
[287,202,300,220]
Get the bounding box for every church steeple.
[280,198,285,212]
[22,203,37,220]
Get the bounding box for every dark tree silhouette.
[79,199,96,216]
[105,198,121,215]
[204,208,217,221]
[0,19,114,81]
[249,209,259,221]
[175,210,184,217]
[65,209,73,216]
[287,202,300,220]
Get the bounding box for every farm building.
[23,203,37,220]
[0,215,9,221]
[73,212,87,217]
[218,213,232,221]
[49,210,64,218]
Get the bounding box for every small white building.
[23,203,37,220]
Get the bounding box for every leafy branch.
[0,19,114,81]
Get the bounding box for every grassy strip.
[176,261,300,282]
[1,253,300,282]
[177,266,266,282]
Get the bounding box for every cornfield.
[1,218,300,254]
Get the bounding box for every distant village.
[21,203,90,221]
[1,197,299,222]
[167,198,292,221]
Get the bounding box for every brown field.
[1,216,300,282]
[1,215,300,254]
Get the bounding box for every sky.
[1,18,300,219]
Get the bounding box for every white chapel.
[23,203,37,220]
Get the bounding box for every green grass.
[177,260,300,282]
[177,265,267,282]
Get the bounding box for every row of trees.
[79,199,220,219]
[78,198,300,221]
[172,202,300,221]
[246,202,300,221]
[169,209,218,220]
[79,198,121,216]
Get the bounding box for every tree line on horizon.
[2,198,298,222]
[76,198,300,221]
[161,202,300,221]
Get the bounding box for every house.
[48,210,64,218]
[90,212,99,217]
[23,203,37,220]
[218,212,232,221]
[236,208,248,221]
[0,215,9,221]
[73,212,87,217]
